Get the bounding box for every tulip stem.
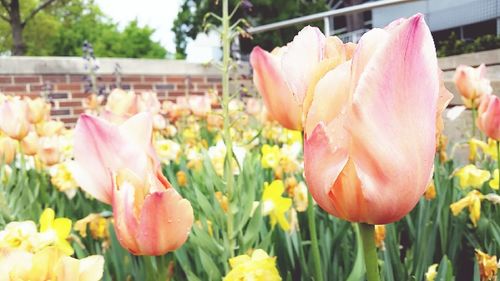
[359,223,380,281]
[497,141,500,190]
[307,191,323,281]
[471,107,477,137]
[221,0,235,258]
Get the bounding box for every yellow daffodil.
[39,208,73,255]
[489,169,499,190]
[262,180,292,231]
[0,246,104,281]
[450,190,484,227]
[470,138,498,159]
[74,214,109,241]
[437,134,448,163]
[280,129,302,145]
[155,138,181,164]
[469,138,478,162]
[0,221,38,251]
[475,249,498,281]
[424,180,437,200]
[455,164,491,189]
[215,191,229,213]
[425,264,438,281]
[50,161,79,198]
[374,225,386,249]
[176,170,188,187]
[292,182,308,213]
[223,249,281,281]
[261,144,281,169]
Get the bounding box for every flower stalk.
[221,0,235,257]
[307,191,323,281]
[359,223,380,281]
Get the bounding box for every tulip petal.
[281,26,325,104]
[304,123,348,217]
[346,14,438,223]
[73,114,150,204]
[305,61,351,136]
[250,46,301,130]
[137,188,194,255]
[79,255,105,281]
[112,180,140,253]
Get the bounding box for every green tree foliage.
[172,0,330,58]
[0,0,167,58]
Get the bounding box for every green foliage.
[172,0,329,58]
[0,0,167,58]
[437,32,500,57]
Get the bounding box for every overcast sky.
[95,0,182,54]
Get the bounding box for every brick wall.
[0,73,222,125]
[0,57,235,126]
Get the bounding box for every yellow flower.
[50,161,79,198]
[374,225,386,249]
[176,170,188,187]
[0,246,104,281]
[74,214,110,241]
[292,182,308,213]
[0,221,38,251]
[469,138,478,162]
[223,249,281,281]
[450,190,484,227]
[155,138,181,164]
[280,129,302,145]
[39,208,73,255]
[425,264,438,281]
[215,191,229,213]
[489,169,499,190]
[424,180,437,200]
[261,144,281,169]
[475,249,498,281]
[470,138,498,159]
[455,164,491,189]
[262,180,292,231]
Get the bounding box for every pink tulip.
[73,113,194,255]
[453,64,492,108]
[105,89,139,117]
[0,98,30,141]
[250,27,355,130]
[303,14,451,224]
[138,92,161,115]
[477,94,500,140]
[188,95,211,117]
[250,46,302,130]
[112,168,194,255]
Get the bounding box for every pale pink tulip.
[188,95,211,117]
[25,97,50,124]
[477,94,500,140]
[138,92,161,115]
[73,113,193,255]
[250,46,302,130]
[112,168,194,255]
[21,132,39,156]
[38,136,62,166]
[73,113,156,204]
[304,14,450,224]
[0,136,16,164]
[0,98,30,141]
[105,89,138,117]
[453,64,492,108]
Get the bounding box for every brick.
[14,76,40,83]
[69,75,86,82]
[144,76,164,82]
[72,93,90,99]
[166,76,185,83]
[56,83,82,91]
[196,83,216,90]
[1,85,26,92]
[176,84,195,90]
[59,101,82,107]
[48,92,68,100]
[207,76,222,83]
[51,109,71,116]
[133,83,154,90]
[168,91,185,97]
[73,108,85,115]
[30,84,45,91]
[42,75,67,83]
[122,84,131,90]
[122,75,142,83]
[100,75,115,82]
[0,76,12,84]
[59,117,78,124]
[155,84,175,90]
[190,77,205,83]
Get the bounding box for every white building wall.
[372,0,500,31]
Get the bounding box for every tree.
[0,0,168,58]
[0,0,64,55]
[172,0,331,58]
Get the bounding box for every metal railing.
[247,0,419,35]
